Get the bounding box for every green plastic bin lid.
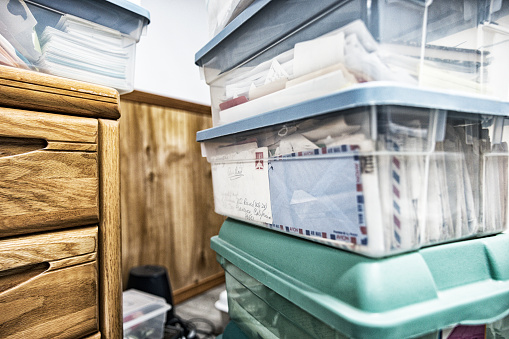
[211,218,509,339]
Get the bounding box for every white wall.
[134,0,212,105]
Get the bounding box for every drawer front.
[0,108,99,237]
[0,227,99,339]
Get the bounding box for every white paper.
[293,31,345,78]
[220,69,350,124]
[211,144,273,223]
[277,133,318,155]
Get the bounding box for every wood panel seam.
[120,90,211,116]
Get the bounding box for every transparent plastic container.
[123,289,171,339]
[212,219,509,339]
[198,85,509,257]
[195,0,509,126]
[0,0,150,94]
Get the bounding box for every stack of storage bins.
[196,0,509,337]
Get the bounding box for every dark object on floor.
[164,318,216,339]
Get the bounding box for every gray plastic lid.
[28,0,150,40]
[195,0,433,74]
[211,218,509,339]
[196,83,509,142]
[195,0,271,66]
[105,0,151,22]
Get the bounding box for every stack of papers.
[38,15,132,91]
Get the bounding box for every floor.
[170,283,229,338]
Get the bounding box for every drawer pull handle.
[0,137,47,158]
[0,262,49,294]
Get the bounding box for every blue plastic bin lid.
[195,0,271,66]
[104,0,151,22]
[29,0,150,39]
[195,0,435,75]
[211,218,509,339]
[196,83,509,142]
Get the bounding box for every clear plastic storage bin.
[197,84,509,257]
[195,0,509,126]
[212,218,509,339]
[0,0,150,94]
[123,289,171,339]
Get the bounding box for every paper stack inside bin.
[38,15,132,92]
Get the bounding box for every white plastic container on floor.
[123,289,171,339]
[215,289,230,332]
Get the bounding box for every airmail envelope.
[210,142,273,224]
[268,146,368,245]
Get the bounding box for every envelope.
[211,143,273,224]
[268,146,368,245]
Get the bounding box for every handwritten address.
[212,146,273,223]
[236,198,271,221]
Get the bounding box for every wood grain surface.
[98,119,122,339]
[0,65,120,119]
[0,227,99,339]
[0,150,99,237]
[173,271,225,304]
[0,107,98,143]
[0,262,98,339]
[121,90,212,116]
[119,100,225,296]
[0,109,99,237]
[0,226,97,271]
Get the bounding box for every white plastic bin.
[198,84,509,257]
[0,0,150,93]
[196,0,509,126]
[123,289,171,339]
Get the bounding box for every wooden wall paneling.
[120,90,211,116]
[119,99,225,299]
[98,119,122,339]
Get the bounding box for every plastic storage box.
[123,289,172,339]
[212,218,509,339]
[195,0,509,126]
[0,0,150,94]
[197,84,509,257]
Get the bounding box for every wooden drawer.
[0,227,99,339]
[0,108,99,237]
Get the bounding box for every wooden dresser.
[0,66,121,339]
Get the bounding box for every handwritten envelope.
[210,143,273,224]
